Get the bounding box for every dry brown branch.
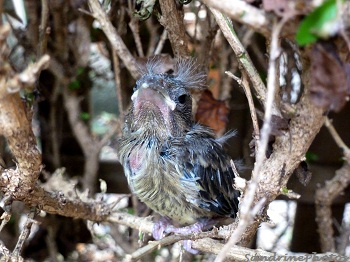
[112,49,124,117]
[62,89,101,191]
[225,70,260,146]
[209,10,275,113]
[315,118,350,252]
[62,88,120,191]
[0,169,110,221]
[202,0,269,36]
[315,164,350,252]
[11,211,37,260]
[46,50,120,193]
[88,0,140,79]
[154,29,168,55]
[0,40,50,96]
[0,50,48,194]
[37,0,49,58]
[128,19,145,58]
[158,0,189,57]
[325,117,350,160]
[108,212,272,261]
[235,49,325,247]
[0,24,110,224]
[216,17,287,261]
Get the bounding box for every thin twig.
[12,210,37,259]
[202,0,269,36]
[154,29,168,55]
[111,48,125,119]
[209,9,281,116]
[0,211,11,232]
[1,54,50,97]
[88,0,139,79]
[315,117,350,252]
[226,70,260,151]
[37,0,49,58]
[325,117,350,160]
[315,164,350,252]
[215,198,266,262]
[128,19,145,57]
[215,17,287,262]
[338,0,350,53]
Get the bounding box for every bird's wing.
[166,124,241,218]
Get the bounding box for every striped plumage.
[118,59,240,239]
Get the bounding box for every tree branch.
[88,0,139,79]
[209,10,273,112]
[315,118,350,252]
[202,0,269,36]
[158,0,189,57]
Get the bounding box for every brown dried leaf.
[195,90,229,136]
[310,43,350,112]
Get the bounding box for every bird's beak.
[131,82,176,111]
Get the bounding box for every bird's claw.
[183,240,199,254]
[152,217,171,240]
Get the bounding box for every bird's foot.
[165,218,217,254]
[153,218,217,254]
[152,217,172,240]
[165,218,216,235]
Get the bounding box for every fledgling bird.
[118,59,241,253]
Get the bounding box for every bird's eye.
[133,85,138,92]
[178,94,187,104]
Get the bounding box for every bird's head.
[129,59,207,137]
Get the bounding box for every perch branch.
[128,19,145,58]
[108,212,271,261]
[107,211,342,261]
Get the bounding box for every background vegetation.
[0,0,350,261]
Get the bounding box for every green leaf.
[76,67,85,76]
[281,187,289,194]
[68,80,81,90]
[80,112,90,121]
[296,0,341,46]
[305,152,319,162]
[139,231,144,241]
